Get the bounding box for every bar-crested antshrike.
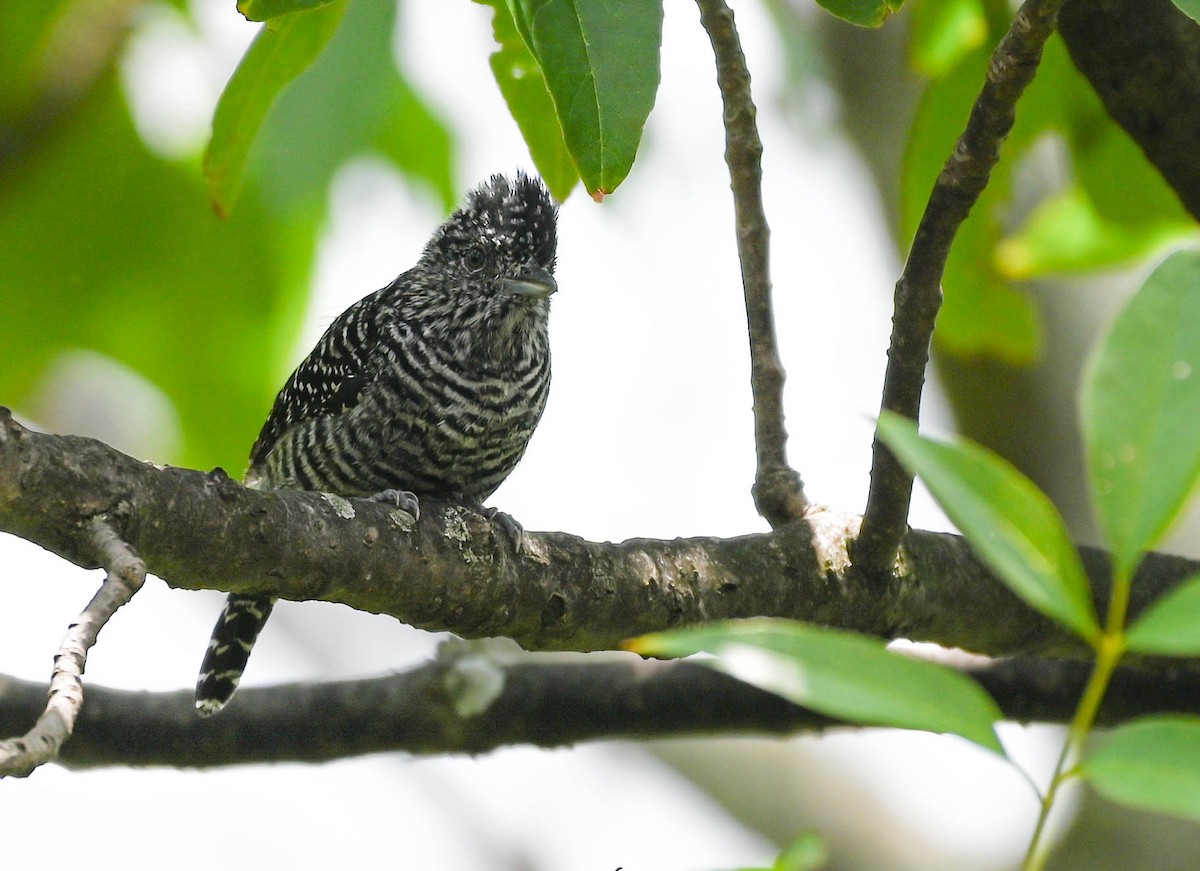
[195,173,558,715]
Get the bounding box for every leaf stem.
[1021,572,1130,869]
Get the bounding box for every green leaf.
[1171,0,1200,24]
[237,0,340,21]
[909,0,986,76]
[813,0,905,27]
[1082,716,1200,820]
[996,185,1187,279]
[773,832,829,871]
[510,0,663,198]
[1127,574,1200,655]
[877,412,1100,642]
[475,0,578,200]
[1082,249,1200,580]
[204,0,347,217]
[730,830,829,871]
[630,619,1005,755]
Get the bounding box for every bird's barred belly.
[260,376,548,501]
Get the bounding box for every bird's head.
[419,172,558,325]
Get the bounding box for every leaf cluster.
[637,249,1200,868]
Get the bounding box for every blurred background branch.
[4,653,1200,770]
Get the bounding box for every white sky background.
[0,2,1061,869]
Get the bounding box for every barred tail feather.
[195,593,277,716]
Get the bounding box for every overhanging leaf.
[878,412,1100,642]
[1081,249,1200,580]
[237,0,340,21]
[1082,716,1200,821]
[475,0,578,200]
[204,0,347,217]
[630,619,1005,755]
[509,0,663,198]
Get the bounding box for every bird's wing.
[248,301,382,469]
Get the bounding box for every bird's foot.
[477,505,525,554]
[372,488,421,521]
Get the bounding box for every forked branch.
[0,516,145,777]
[854,0,1068,577]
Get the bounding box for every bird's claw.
[480,506,525,554]
[372,488,420,521]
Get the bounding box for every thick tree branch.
[3,409,1199,660]
[8,411,1200,770]
[1059,0,1200,222]
[3,654,1199,769]
[696,0,808,529]
[855,0,1066,577]
[0,515,144,776]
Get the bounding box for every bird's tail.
[194,593,276,716]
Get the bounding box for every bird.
[194,172,558,716]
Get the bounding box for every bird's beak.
[500,265,557,299]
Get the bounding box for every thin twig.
[696,0,808,528]
[854,0,1067,578]
[0,516,145,777]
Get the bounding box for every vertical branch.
[853,0,1066,578]
[696,0,808,529]
[0,516,145,777]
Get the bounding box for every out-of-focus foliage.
[205,0,347,216]
[813,0,906,28]
[0,66,302,472]
[903,2,1196,363]
[0,0,454,473]
[238,0,340,21]
[908,0,984,75]
[737,831,830,871]
[238,0,455,217]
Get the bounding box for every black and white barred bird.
[195,172,558,715]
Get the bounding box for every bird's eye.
[464,246,488,273]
